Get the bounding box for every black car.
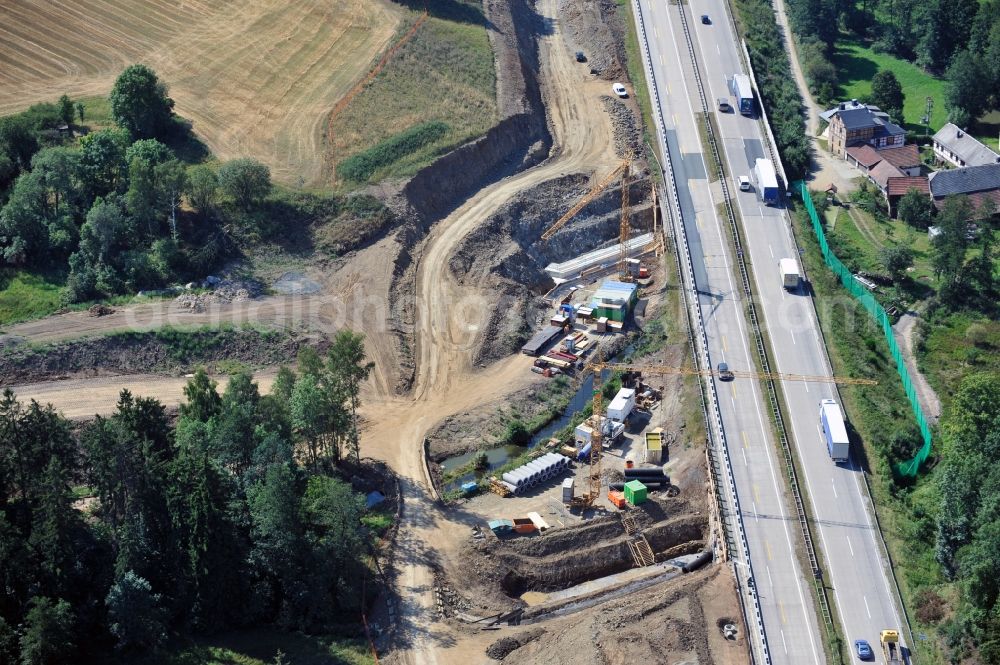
[575,51,587,62]
[701,14,711,24]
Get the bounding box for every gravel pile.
[175,280,261,311]
[601,96,642,158]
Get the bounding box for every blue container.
[461,481,478,494]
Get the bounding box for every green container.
[623,480,647,505]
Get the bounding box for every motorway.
[631,0,906,662]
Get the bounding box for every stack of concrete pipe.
[500,453,571,495]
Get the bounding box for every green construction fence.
[795,180,931,477]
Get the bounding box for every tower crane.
[571,359,876,508]
[540,157,632,241]
[617,161,631,281]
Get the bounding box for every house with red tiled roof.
[846,145,882,173]
[868,160,905,191]
[876,144,921,175]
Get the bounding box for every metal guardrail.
[629,2,771,663]
[670,0,838,644]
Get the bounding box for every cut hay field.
[0,0,406,184]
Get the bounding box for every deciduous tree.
[897,187,935,229]
[869,70,905,122]
[110,65,175,140]
[217,158,271,210]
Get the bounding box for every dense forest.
[0,65,393,306]
[0,331,382,664]
[787,0,1000,125]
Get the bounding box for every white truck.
[753,157,780,204]
[820,399,850,462]
[779,258,800,290]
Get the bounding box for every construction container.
[513,518,536,534]
[645,427,663,464]
[608,490,627,509]
[560,444,578,458]
[607,388,636,423]
[488,519,514,535]
[596,317,608,333]
[624,480,648,505]
[562,477,575,503]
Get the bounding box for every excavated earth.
[487,565,749,664]
[0,329,318,387]
[447,493,707,613]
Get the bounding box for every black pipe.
[681,550,713,573]
[624,470,668,478]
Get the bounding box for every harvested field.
[0,0,406,184]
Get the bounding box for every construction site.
[1,0,750,663]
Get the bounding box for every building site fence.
[795,180,931,476]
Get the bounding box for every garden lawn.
[832,40,948,133]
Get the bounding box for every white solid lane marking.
[657,4,819,656]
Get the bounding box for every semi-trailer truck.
[753,158,780,204]
[820,398,850,462]
[779,258,800,290]
[729,74,754,115]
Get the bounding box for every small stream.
[439,374,596,491]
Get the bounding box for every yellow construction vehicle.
[880,630,903,665]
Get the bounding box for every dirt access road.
[359,0,618,661]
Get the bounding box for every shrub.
[337,121,449,183]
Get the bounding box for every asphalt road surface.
[633,0,906,662]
